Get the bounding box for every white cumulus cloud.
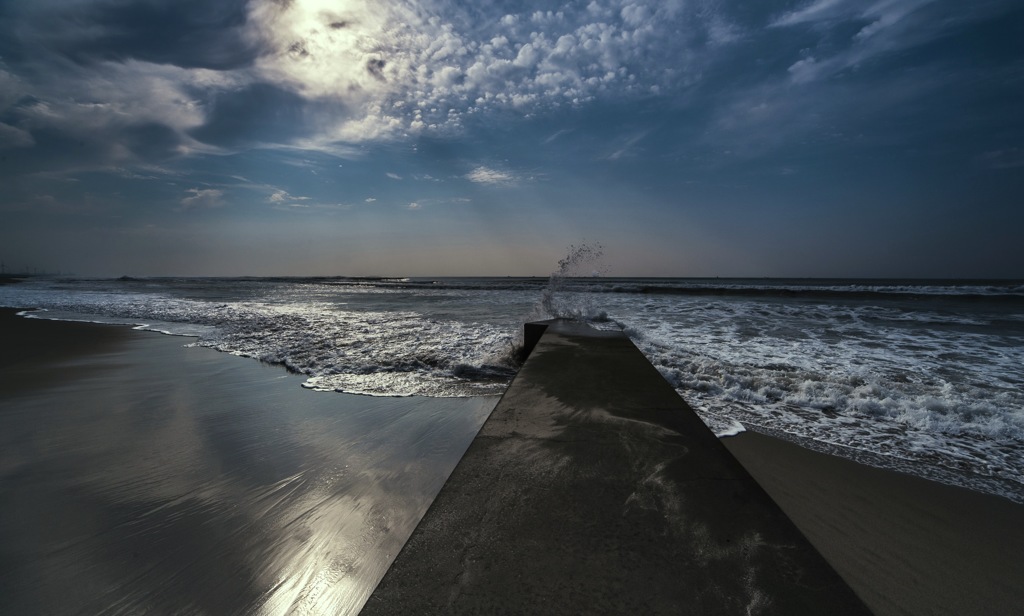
[180,188,225,209]
[243,0,724,145]
[268,189,312,206]
[466,166,517,186]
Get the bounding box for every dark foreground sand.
[0,309,494,615]
[725,431,1024,616]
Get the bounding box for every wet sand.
[5,309,1024,615]
[725,431,1024,616]
[0,309,494,615]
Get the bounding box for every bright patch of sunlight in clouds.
[246,0,706,145]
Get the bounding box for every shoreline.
[0,308,495,615]
[3,309,1023,614]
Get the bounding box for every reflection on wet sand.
[0,313,494,615]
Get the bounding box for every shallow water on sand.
[0,323,494,615]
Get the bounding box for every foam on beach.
[715,419,747,438]
[0,311,497,615]
[2,275,1023,503]
[2,286,519,397]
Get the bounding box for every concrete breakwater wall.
[362,319,870,614]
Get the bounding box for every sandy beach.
[725,431,1024,615]
[0,309,494,615]
[2,308,1023,615]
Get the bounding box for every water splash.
[538,242,610,322]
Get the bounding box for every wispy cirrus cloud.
[771,0,849,27]
[402,196,470,210]
[605,131,649,161]
[772,0,1013,85]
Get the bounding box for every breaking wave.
[2,270,1023,502]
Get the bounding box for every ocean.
[2,274,1023,503]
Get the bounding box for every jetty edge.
[362,319,871,614]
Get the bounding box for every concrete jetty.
[362,319,871,614]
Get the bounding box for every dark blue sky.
[1,0,1021,277]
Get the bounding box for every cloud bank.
[0,0,725,168]
[0,0,1019,177]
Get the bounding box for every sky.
[1,0,1022,278]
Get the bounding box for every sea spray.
[538,242,610,322]
[495,243,614,367]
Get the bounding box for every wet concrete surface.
[363,320,872,615]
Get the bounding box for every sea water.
[2,274,1022,503]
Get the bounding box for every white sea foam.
[0,279,521,397]
[714,420,747,438]
[2,275,1022,502]
[607,293,1024,500]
